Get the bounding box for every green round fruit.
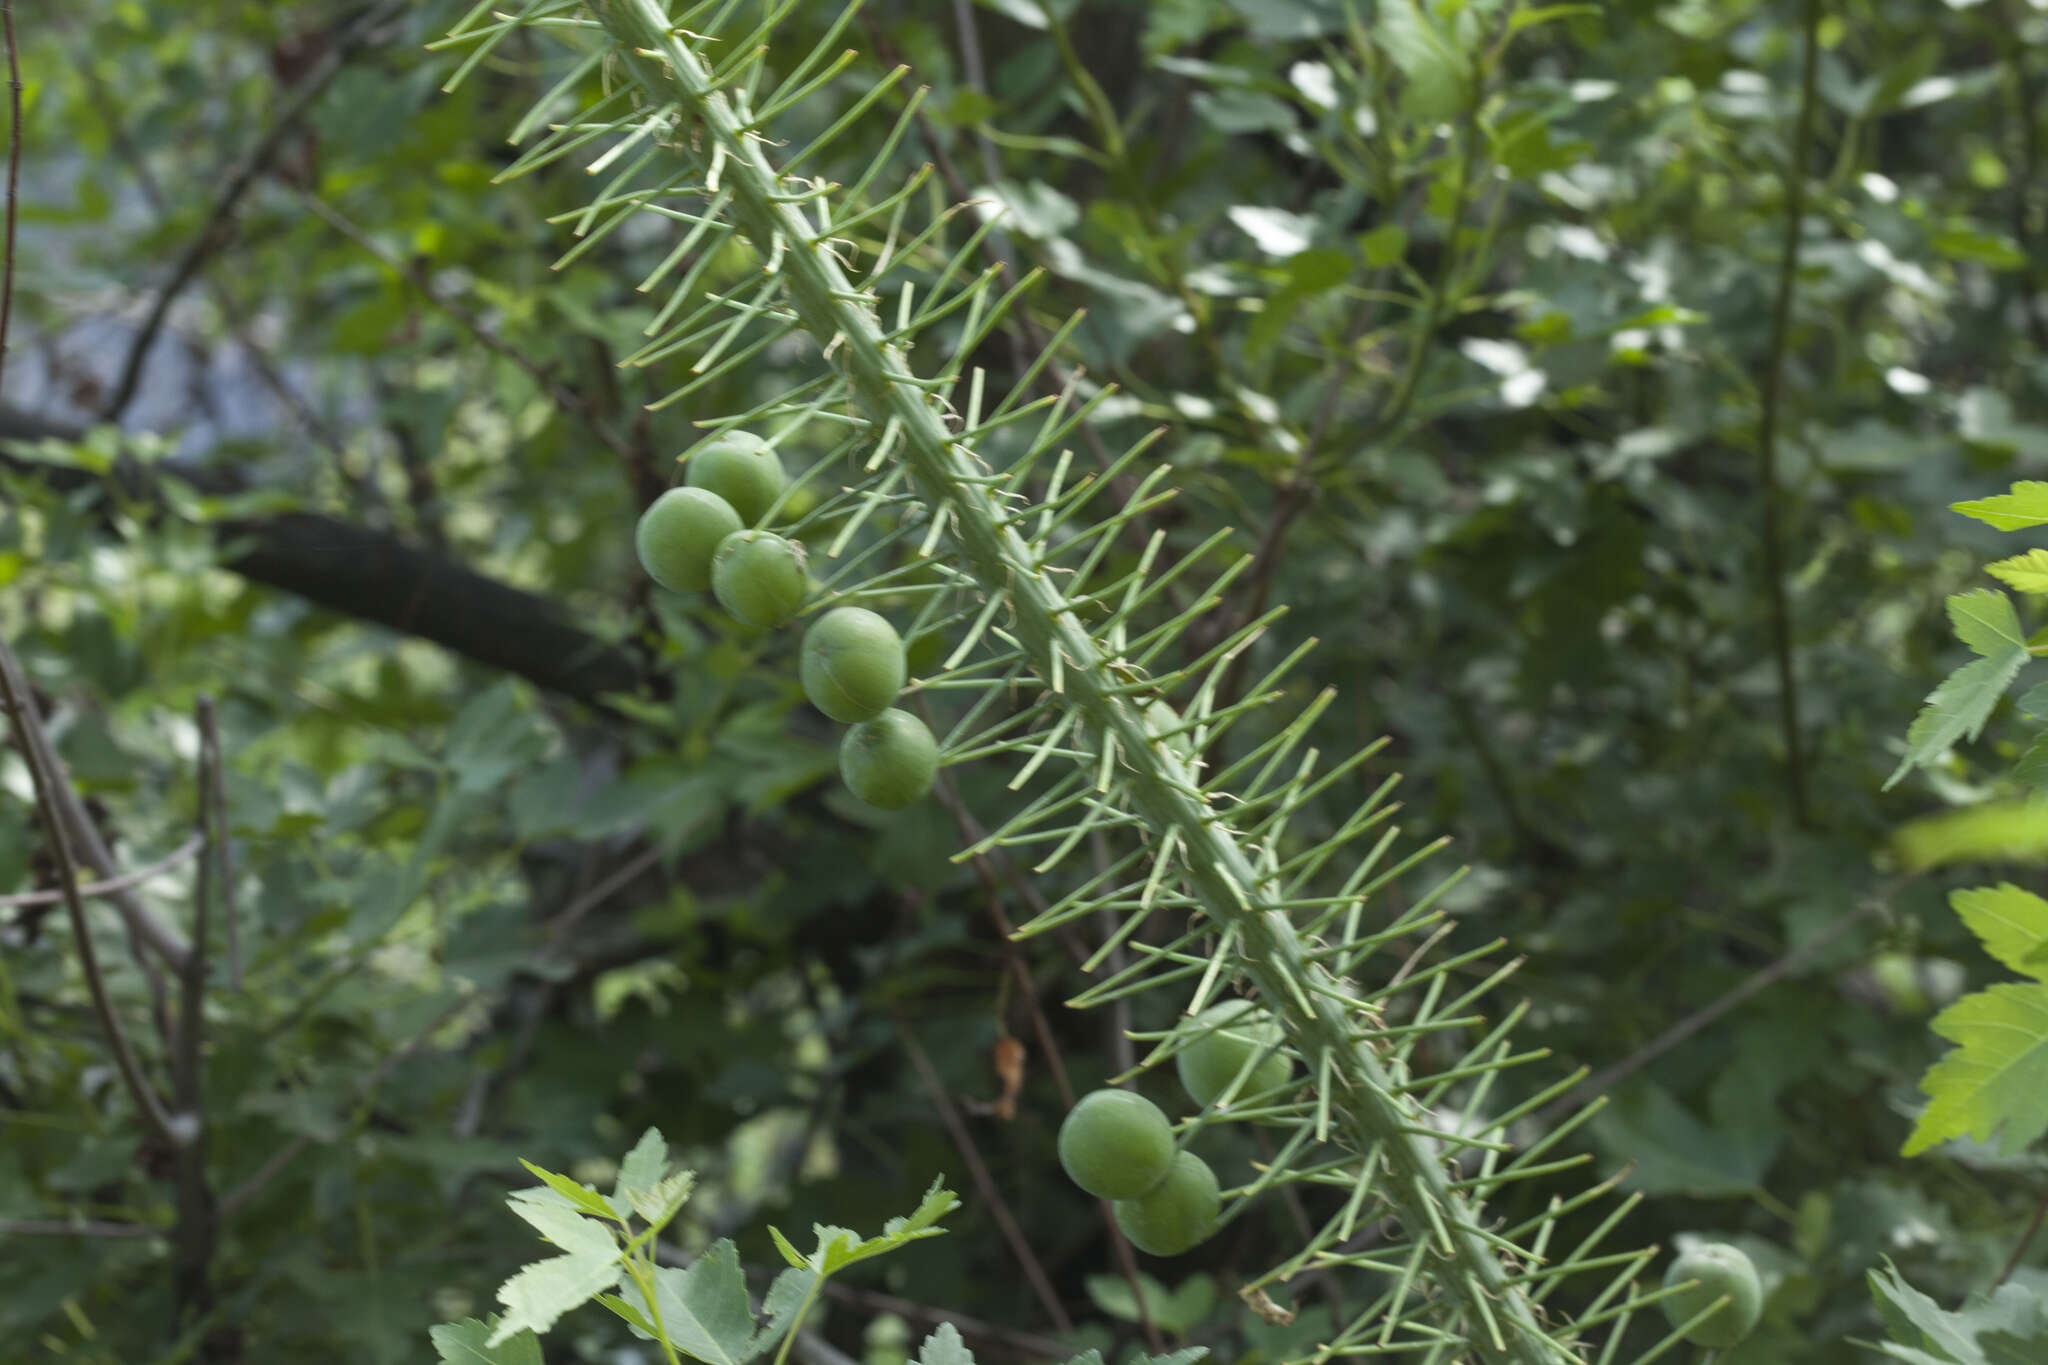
[1661,1243,1762,1348]
[685,431,786,526]
[1176,1000,1292,1109]
[801,607,906,722]
[1057,1088,1175,1201]
[711,530,808,627]
[1113,1151,1220,1257]
[839,709,938,810]
[636,487,744,593]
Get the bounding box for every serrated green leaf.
[1376,0,1469,120]
[594,1293,659,1337]
[1949,885,2048,981]
[518,1160,620,1221]
[1949,589,2026,656]
[1885,649,2030,790]
[1903,982,2048,1155]
[749,1267,819,1362]
[632,1170,697,1230]
[505,1191,618,1257]
[620,1240,758,1365]
[1868,1258,2048,1362]
[767,1224,808,1269]
[611,1126,694,1229]
[1954,482,2048,531]
[430,1318,544,1364]
[915,1323,975,1365]
[810,1224,864,1273]
[488,1247,626,1346]
[881,1178,961,1242]
[1987,549,2048,594]
[615,1128,669,1199]
[2011,731,2048,791]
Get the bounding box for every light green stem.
[589,2,1590,1358]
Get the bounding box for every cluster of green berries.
[634,432,938,811]
[1054,999,1296,1257]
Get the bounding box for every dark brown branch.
[169,698,222,1328]
[0,406,648,711]
[1754,0,1821,828]
[0,0,20,396]
[1997,1186,2048,1286]
[98,0,408,422]
[0,833,201,908]
[300,193,636,465]
[891,1009,1074,1335]
[0,633,186,1150]
[1531,899,1877,1130]
[1993,0,2048,352]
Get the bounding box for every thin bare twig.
[0,633,184,1149]
[1531,900,1877,1130]
[0,0,20,395]
[1754,0,1822,828]
[299,192,635,464]
[1992,0,2048,352]
[542,843,665,946]
[0,833,202,908]
[819,1282,1067,1362]
[203,701,240,988]
[99,0,408,422]
[219,992,471,1217]
[1996,1186,2048,1286]
[891,1009,1074,1334]
[0,1218,163,1238]
[169,697,222,1323]
[55,11,374,502]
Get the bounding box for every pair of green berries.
[1054,1000,1298,1257]
[633,433,937,811]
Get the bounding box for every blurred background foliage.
[4,0,2048,1361]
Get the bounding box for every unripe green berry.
[711,530,808,628]
[636,487,744,594]
[1176,1000,1292,1109]
[685,430,786,526]
[1057,1088,1175,1201]
[801,607,906,722]
[1661,1243,1762,1348]
[1114,1151,1220,1256]
[839,709,938,810]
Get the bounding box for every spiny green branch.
[432,2,1697,1360]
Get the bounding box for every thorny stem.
[591,3,1597,1355]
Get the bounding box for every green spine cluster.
[437,2,1710,1359]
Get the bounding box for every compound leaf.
[1954,482,2048,531]
[1903,982,2048,1155]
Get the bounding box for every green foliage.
[1868,1260,2048,1363]
[432,1127,959,1362]
[11,0,2048,1359]
[1900,885,2048,1156]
